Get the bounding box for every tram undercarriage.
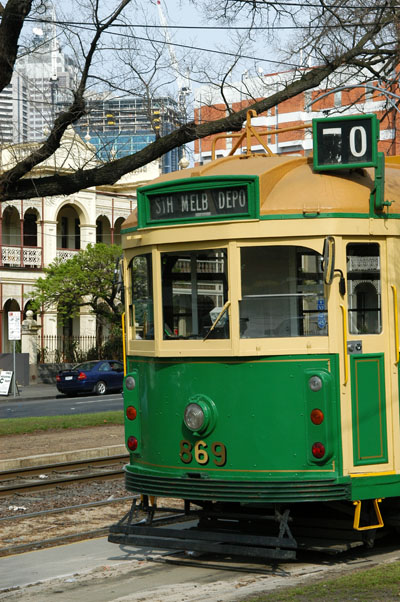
[108,496,391,561]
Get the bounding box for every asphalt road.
[0,392,123,418]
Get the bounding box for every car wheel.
[94,380,107,395]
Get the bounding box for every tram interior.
[239,246,328,338]
[128,243,381,341]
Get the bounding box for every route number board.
[313,114,379,171]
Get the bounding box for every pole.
[12,339,16,397]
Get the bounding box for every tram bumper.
[124,468,351,503]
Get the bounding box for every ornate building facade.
[0,129,160,354]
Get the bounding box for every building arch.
[23,299,38,320]
[113,217,125,246]
[55,197,90,225]
[56,203,82,250]
[23,207,40,247]
[2,205,21,246]
[96,215,112,243]
[2,298,21,353]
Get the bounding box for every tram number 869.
[179,439,227,466]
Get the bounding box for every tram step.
[108,532,296,560]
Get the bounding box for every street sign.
[8,311,21,341]
[313,114,379,171]
[0,371,12,396]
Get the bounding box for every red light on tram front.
[312,442,325,459]
[127,436,138,451]
[126,406,137,420]
[310,409,324,425]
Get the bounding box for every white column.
[80,224,96,250]
[42,220,57,266]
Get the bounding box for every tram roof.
[123,153,400,231]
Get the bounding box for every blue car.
[56,360,124,396]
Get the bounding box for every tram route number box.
[312,114,379,171]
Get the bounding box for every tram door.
[345,241,391,470]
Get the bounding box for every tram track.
[0,454,128,497]
[0,494,187,558]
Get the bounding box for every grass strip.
[247,560,400,601]
[0,411,124,436]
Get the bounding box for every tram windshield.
[240,246,328,338]
[161,249,229,339]
[129,254,154,339]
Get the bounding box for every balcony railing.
[56,249,79,262]
[0,246,79,268]
[1,245,42,267]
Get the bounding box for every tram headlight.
[184,403,205,431]
[125,376,136,390]
[309,375,322,392]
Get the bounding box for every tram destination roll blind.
[148,185,249,222]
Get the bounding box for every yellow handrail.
[122,312,127,376]
[340,305,348,385]
[353,499,384,531]
[210,111,312,160]
[392,285,399,365]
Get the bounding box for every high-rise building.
[0,71,29,144]
[74,94,184,173]
[16,1,78,141]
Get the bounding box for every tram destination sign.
[313,114,379,171]
[147,184,249,222]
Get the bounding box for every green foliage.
[0,411,124,436]
[247,561,400,601]
[29,243,123,326]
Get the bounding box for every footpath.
[1,382,60,401]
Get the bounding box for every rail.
[392,285,399,365]
[0,454,128,498]
[340,304,349,385]
[211,110,312,160]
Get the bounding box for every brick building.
[194,68,400,163]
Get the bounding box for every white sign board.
[8,312,21,341]
[0,371,12,395]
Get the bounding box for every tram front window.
[161,249,229,339]
[240,246,328,338]
[129,254,154,340]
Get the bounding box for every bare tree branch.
[0,0,398,202]
[0,0,32,90]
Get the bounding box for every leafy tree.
[28,243,123,329]
[0,0,399,202]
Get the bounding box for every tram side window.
[239,246,328,338]
[161,249,229,339]
[129,254,154,340]
[347,243,381,334]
